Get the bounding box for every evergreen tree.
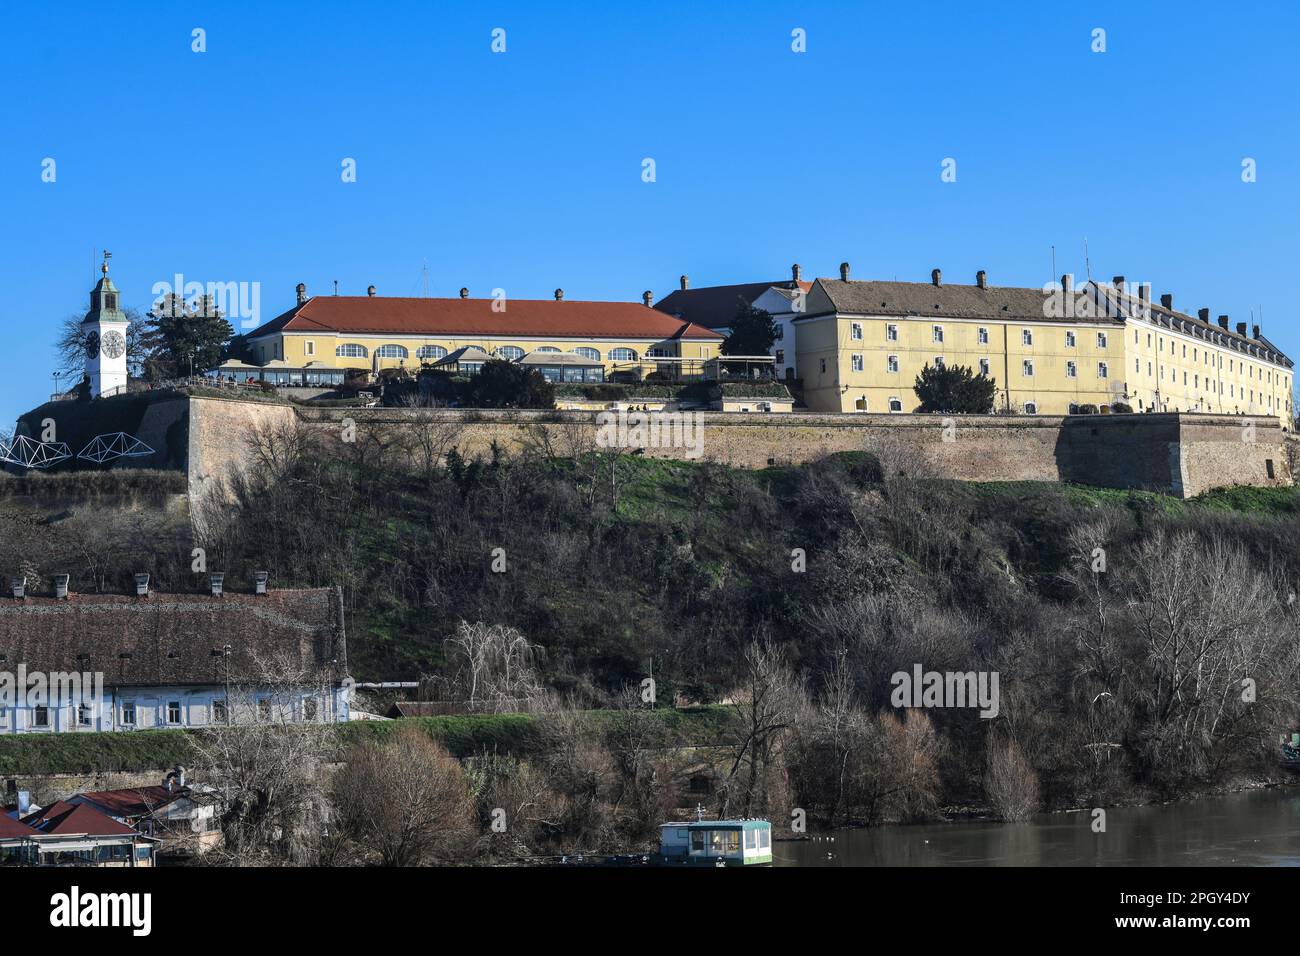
[913,363,997,413]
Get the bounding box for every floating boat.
[654,810,773,866]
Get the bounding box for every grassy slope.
[0,707,736,774]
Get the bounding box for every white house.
[0,577,351,734]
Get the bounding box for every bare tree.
[718,637,802,819]
[333,725,476,865]
[188,653,337,866]
[443,621,544,712]
[985,735,1040,822]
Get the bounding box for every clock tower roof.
[83,252,126,326]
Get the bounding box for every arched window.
[888,398,903,413]
[1024,402,1038,415]
[572,347,601,361]
[534,346,561,353]
[336,344,368,358]
[608,347,637,362]
[494,346,525,361]
[417,345,447,361]
[375,344,408,359]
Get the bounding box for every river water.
[775,786,1300,866]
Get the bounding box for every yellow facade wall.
[1123,320,1291,421]
[797,315,1123,415]
[248,332,718,373]
[798,313,1292,425]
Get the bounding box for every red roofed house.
[20,800,156,866]
[70,778,221,857]
[236,282,723,386]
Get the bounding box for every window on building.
[1022,360,1034,377]
[1098,362,1109,378]
[336,344,368,358]
[932,325,944,344]
[1097,332,1108,348]
[258,699,272,722]
[572,347,601,361]
[978,358,990,377]
[608,348,637,362]
[850,323,863,341]
[819,359,826,374]
[78,703,92,726]
[889,398,903,412]
[304,341,315,356]
[493,346,524,361]
[773,325,783,341]
[33,706,48,728]
[775,349,785,364]
[1024,402,1038,415]
[933,356,945,368]
[167,701,182,725]
[851,354,864,372]
[887,355,899,373]
[1022,329,1033,346]
[303,698,318,721]
[417,345,448,361]
[977,327,989,345]
[1065,330,1076,348]
[121,701,135,726]
[212,699,227,725]
[887,324,899,341]
[376,344,409,359]
[1066,361,1077,378]
[1135,358,1141,374]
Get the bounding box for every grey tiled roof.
[810,278,1122,326]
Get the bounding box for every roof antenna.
[1083,237,1092,281]
[1051,244,1056,285]
[423,259,430,298]
[333,280,339,296]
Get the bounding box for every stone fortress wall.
[14,394,1289,510]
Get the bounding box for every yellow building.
[796,267,1293,425]
[241,285,723,383]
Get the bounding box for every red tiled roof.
[75,786,185,818]
[245,296,724,343]
[23,801,138,837]
[0,813,40,839]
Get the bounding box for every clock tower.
[82,252,129,398]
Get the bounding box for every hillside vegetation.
[6,415,1300,820]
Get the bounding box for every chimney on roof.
[1236,320,1248,336]
[1160,293,1173,310]
[1217,314,1229,329]
[680,275,689,291]
[53,574,69,600]
[367,285,376,297]
[459,287,468,299]
[792,264,802,283]
[554,288,564,301]
[1062,274,1074,295]
[1137,283,1150,304]
[209,572,225,597]
[1197,307,1210,322]
[1112,275,1126,290]
[975,270,987,290]
[10,576,25,600]
[931,268,942,287]
[253,571,269,595]
[296,283,307,305]
[1253,324,1261,339]
[642,290,654,307]
[134,573,150,597]
[839,262,850,282]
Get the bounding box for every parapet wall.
[184,398,1289,501]
[19,395,1288,508]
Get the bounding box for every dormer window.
[106,293,117,310]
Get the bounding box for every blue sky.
[3,0,1298,425]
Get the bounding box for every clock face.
[102,330,126,359]
[84,330,100,359]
